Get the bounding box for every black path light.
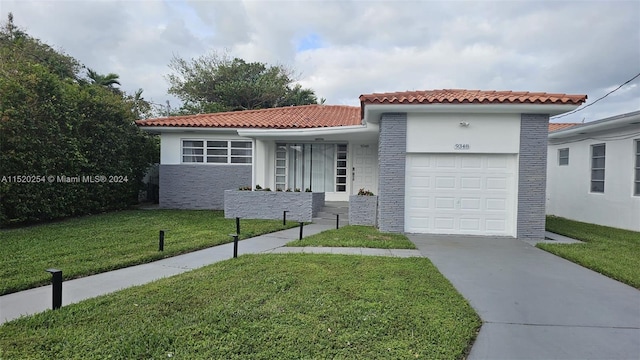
[283,211,289,225]
[299,222,304,240]
[45,268,62,310]
[159,230,165,251]
[229,234,239,258]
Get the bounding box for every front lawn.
[0,210,296,295]
[287,225,417,249]
[541,216,640,289]
[0,254,480,359]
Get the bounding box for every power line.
[551,71,640,119]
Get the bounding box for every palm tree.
[86,68,121,90]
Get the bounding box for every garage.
[405,153,517,236]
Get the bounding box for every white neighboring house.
[547,110,640,231]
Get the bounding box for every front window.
[558,148,569,166]
[275,143,347,192]
[634,140,640,196]
[590,143,605,193]
[182,140,252,164]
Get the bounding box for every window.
[182,140,252,164]
[558,148,569,166]
[590,143,605,193]
[635,140,640,196]
[274,143,347,192]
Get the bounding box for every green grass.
[540,216,640,289]
[0,210,296,295]
[286,225,417,249]
[0,254,480,359]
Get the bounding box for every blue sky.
[2,0,639,123]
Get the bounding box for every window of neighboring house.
[634,139,640,196]
[182,140,252,164]
[558,148,569,166]
[591,143,605,193]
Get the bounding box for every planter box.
[349,195,378,226]
[224,190,325,222]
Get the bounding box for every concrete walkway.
[0,224,421,325]
[408,234,640,360]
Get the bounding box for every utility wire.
[552,71,640,120]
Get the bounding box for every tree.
[0,14,158,226]
[166,51,319,114]
[87,68,121,91]
[126,88,153,119]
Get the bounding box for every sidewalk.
[0,224,421,324]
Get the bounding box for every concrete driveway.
[408,235,640,360]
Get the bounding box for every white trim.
[140,127,247,134]
[364,103,580,124]
[237,124,376,137]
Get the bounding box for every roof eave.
[362,103,582,124]
[237,124,375,138]
[137,126,247,134]
[548,110,640,139]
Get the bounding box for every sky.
[1,0,639,123]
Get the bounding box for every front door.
[351,143,378,195]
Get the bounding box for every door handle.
[352,167,355,181]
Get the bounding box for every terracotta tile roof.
[136,105,361,129]
[549,123,580,132]
[360,89,587,105]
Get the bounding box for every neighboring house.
[547,110,640,232]
[137,89,586,238]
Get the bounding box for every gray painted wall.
[159,165,251,210]
[224,190,324,222]
[349,195,378,226]
[517,114,550,239]
[377,113,407,233]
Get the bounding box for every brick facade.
[159,165,251,209]
[349,195,378,226]
[224,190,324,222]
[377,113,407,233]
[517,114,550,239]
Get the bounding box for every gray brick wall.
[224,190,324,222]
[517,114,549,239]
[159,165,251,210]
[377,113,407,233]
[349,195,378,226]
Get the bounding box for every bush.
[0,18,158,226]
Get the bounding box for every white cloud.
[1,0,638,123]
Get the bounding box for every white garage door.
[405,153,517,236]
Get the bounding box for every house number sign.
[454,144,470,150]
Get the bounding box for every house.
[547,110,640,232]
[136,89,586,238]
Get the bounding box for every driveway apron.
[408,234,640,360]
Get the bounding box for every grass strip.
[0,254,480,359]
[287,225,417,249]
[541,216,640,289]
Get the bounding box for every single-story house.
[547,110,640,232]
[137,89,587,238]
